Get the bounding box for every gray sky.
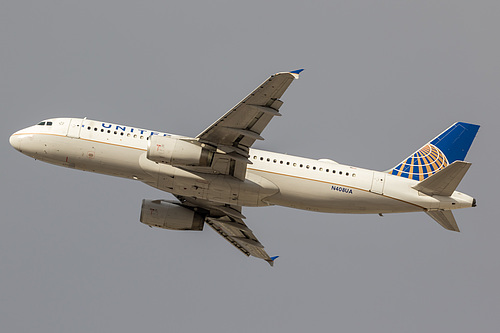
[2,1,499,332]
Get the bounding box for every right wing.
[192,69,303,180]
[176,196,277,266]
[196,69,303,149]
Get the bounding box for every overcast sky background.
[2,1,499,332]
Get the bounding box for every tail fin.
[390,122,479,181]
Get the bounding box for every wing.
[176,196,278,266]
[169,70,302,265]
[193,69,303,180]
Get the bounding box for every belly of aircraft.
[250,169,422,214]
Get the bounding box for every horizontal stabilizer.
[426,210,460,232]
[413,161,471,196]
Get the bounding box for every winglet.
[289,69,304,79]
[266,255,280,267]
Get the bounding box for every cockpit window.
[37,121,53,126]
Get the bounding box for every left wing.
[176,196,278,266]
[194,69,303,180]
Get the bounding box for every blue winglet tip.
[267,256,280,267]
[288,69,304,79]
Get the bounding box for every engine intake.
[140,199,204,231]
[147,136,213,166]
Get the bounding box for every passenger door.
[67,118,83,138]
[370,172,386,194]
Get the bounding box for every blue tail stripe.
[390,122,479,181]
[430,122,480,164]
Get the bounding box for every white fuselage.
[10,118,475,214]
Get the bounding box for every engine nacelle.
[140,199,204,231]
[147,135,213,166]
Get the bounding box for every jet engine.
[147,136,213,166]
[140,199,204,231]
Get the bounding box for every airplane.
[9,69,480,266]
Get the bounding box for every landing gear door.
[371,172,386,195]
[67,118,83,138]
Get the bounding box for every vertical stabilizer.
[390,122,479,181]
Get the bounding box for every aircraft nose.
[9,133,21,151]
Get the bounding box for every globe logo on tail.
[391,144,448,181]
